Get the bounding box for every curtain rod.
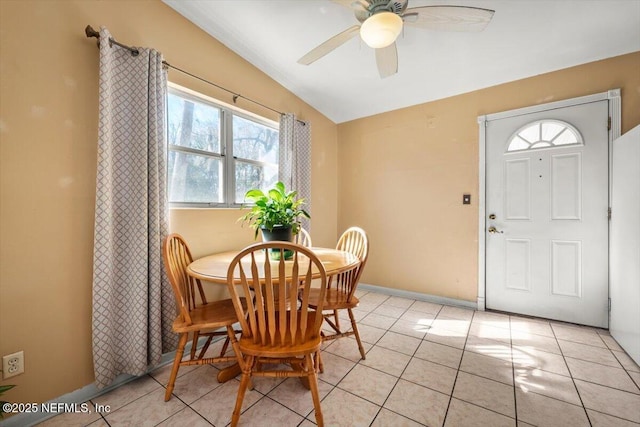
[84,25,307,125]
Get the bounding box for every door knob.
[488,226,503,234]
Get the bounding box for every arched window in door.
[506,120,583,152]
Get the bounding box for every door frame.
[476,89,621,311]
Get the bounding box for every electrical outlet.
[2,351,24,379]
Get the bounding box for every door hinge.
[608,116,612,131]
[608,207,612,220]
[608,298,611,312]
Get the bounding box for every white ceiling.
[163,0,640,124]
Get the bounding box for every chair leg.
[316,350,324,374]
[220,336,231,357]
[306,353,324,427]
[231,355,254,427]
[197,335,214,359]
[226,325,245,371]
[348,308,366,360]
[190,331,199,360]
[333,309,340,331]
[165,333,188,401]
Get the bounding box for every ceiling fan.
[298,0,495,78]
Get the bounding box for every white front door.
[485,100,609,328]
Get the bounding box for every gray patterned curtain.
[92,27,176,388]
[279,114,312,231]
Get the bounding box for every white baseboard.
[358,283,477,310]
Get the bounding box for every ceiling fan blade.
[375,42,398,78]
[403,6,495,32]
[352,0,371,9]
[298,25,361,65]
[331,0,370,22]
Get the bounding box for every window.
[167,86,279,207]
[506,120,583,153]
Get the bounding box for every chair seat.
[172,298,245,333]
[238,311,323,358]
[307,288,359,311]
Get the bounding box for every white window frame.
[167,83,279,208]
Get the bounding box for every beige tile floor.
[38,289,640,426]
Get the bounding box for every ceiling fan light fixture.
[360,11,403,48]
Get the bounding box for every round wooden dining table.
[186,246,361,382]
[187,247,360,283]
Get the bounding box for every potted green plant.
[0,384,15,419]
[239,181,310,257]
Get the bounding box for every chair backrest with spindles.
[162,234,207,325]
[334,227,369,302]
[294,227,313,248]
[226,242,327,347]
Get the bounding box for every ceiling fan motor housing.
[365,0,407,17]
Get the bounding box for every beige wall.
[0,0,338,406]
[338,52,640,302]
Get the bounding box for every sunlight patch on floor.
[473,344,512,361]
[473,324,511,340]
[515,368,547,393]
[413,319,432,333]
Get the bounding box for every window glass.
[554,129,579,146]
[167,87,279,207]
[233,115,279,162]
[507,120,582,153]
[235,160,279,204]
[541,122,564,141]
[519,125,540,144]
[168,93,220,153]
[168,151,223,203]
[233,115,279,203]
[509,136,530,151]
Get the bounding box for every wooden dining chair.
[225,242,328,427]
[294,227,313,247]
[162,233,244,402]
[165,234,226,360]
[306,226,369,363]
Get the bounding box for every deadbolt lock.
[489,214,496,220]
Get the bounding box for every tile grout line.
[89,398,113,427]
[437,305,469,426]
[356,292,390,426]
[511,318,624,420]
[583,407,640,425]
[365,302,446,427]
[551,323,594,427]
[563,373,640,395]
[509,315,519,426]
[611,350,640,382]
[510,318,639,374]
[149,374,215,427]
